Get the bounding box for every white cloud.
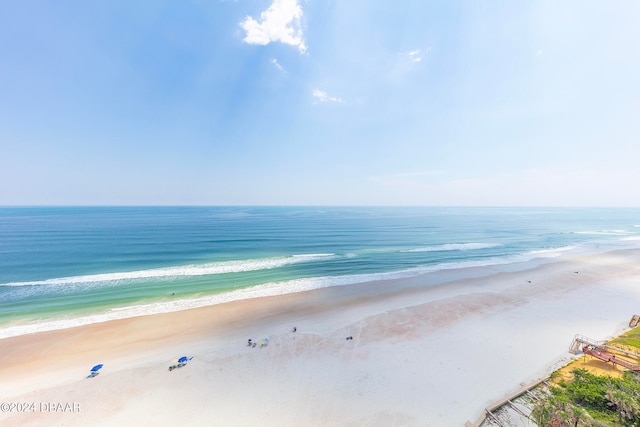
[408,49,422,62]
[312,89,343,104]
[240,0,307,53]
[271,58,285,72]
[401,47,432,64]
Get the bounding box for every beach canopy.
[90,364,104,372]
[178,356,189,363]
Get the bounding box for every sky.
[1,0,639,206]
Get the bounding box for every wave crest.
[402,243,502,253]
[1,253,336,287]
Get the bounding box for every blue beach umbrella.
[178,356,188,363]
[90,364,104,372]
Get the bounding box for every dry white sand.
[1,249,640,426]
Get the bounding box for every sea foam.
[1,253,336,288]
[402,243,502,252]
[0,245,582,339]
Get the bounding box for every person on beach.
[248,339,253,346]
[346,336,353,341]
[292,326,297,333]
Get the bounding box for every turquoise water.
[1,206,639,337]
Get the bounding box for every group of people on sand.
[245,325,300,348]
[247,337,269,348]
[245,326,355,347]
[168,356,193,372]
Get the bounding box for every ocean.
[1,206,639,339]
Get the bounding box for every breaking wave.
[401,243,502,253]
[0,245,585,339]
[1,254,336,288]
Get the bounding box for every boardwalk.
[465,377,549,427]
[468,332,640,426]
[582,345,640,372]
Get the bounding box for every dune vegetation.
[532,327,640,426]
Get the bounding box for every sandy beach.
[2,249,640,426]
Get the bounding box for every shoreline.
[2,248,640,426]
[0,243,610,340]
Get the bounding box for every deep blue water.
[1,206,639,336]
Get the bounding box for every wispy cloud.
[367,167,640,206]
[312,89,343,104]
[402,47,432,63]
[271,58,285,72]
[368,170,446,184]
[408,49,422,62]
[239,0,307,53]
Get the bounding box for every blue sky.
[1,0,639,206]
